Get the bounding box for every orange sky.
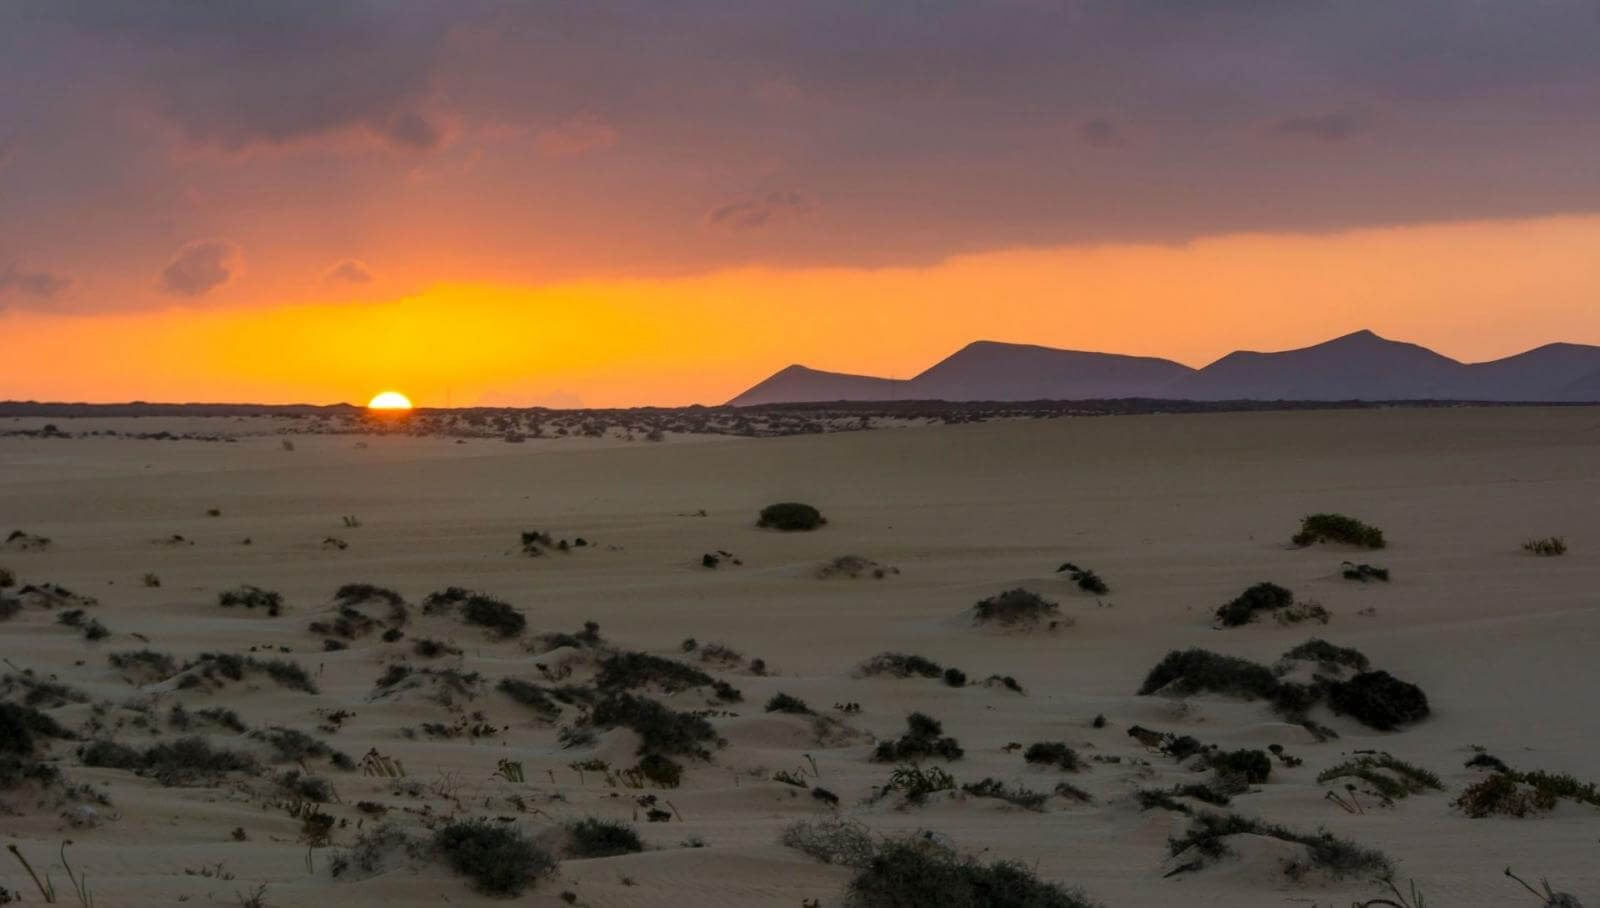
[6,213,1600,408]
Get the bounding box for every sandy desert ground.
[2,407,1597,907]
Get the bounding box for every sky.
[4,1,1600,407]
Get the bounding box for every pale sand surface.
[2,407,1597,906]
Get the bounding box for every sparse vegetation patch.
[1292,513,1386,549]
[757,502,826,531]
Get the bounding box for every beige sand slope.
[1,408,1597,907]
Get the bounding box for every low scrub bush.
[496,679,562,722]
[872,712,963,762]
[563,817,644,858]
[858,652,944,679]
[1292,513,1386,549]
[848,838,1101,908]
[1023,742,1083,772]
[1454,766,1600,817]
[873,764,958,804]
[1278,639,1370,675]
[1168,810,1392,880]
[765,692,814,715]
[1055,562,1109,595]
[1341,562,1390,582]
[1206,749,1271,785]
[818,555,897,579]
[82,735,259,786]
[1317,753,1442,801]
[1215,582,1293,627]
[757,502,826,531]
[218,585,283,615]
[432,819,556,897]
[961,777,1049,810]
[583,692,722,759]
[1325,671,1430,731]
[1523,536,1567,556]
[971,588,1060,627]
[780,818,875,867]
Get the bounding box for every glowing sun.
[367,391,413,410]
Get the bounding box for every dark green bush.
[1055,562,1109,595]
[634,753,683,787]
[83,736,260,786]
[218,585,283,614]
[1168,810,1392,880]
[1208,749,1271,784]
[757,502,826,531]
[872,712,963,762]
[942,668,967,687]
[597,651,717,694]
[108,648,178,680]
[765,693,814,715]
[1292,513,1386,549]
[1138,649,1281,700]
[1317,754,1441,800]
[1341,562,1390,582]
[458,594,526,637]
[961,778,1049,810]
[1325,671,1430,730]
[586,692,721,759]
[1279,639,1370,674]
[848,838,1101,908]
[1523,536,1567,556]
[497,679,562,722]
[432,819,556,897]
[1215,582,1293,627]
[564,817,644,858]
[858,652,945,678]
[1022,742,1082,772]
[971,588,1060,626]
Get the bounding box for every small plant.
[1167,810,1392,880]
[961,777,1049,810]
[875,764,958,803]
[458,594,526,637]
[581,692,722,759]
[1055,562,1109,595]
[765,693,814,715]
[1325,670,1430,730]
[1215,581,1294,627]
[563,817,644,858]
[431,819,556,897]
[757,502,826,531]
[941,667,967,687]
[817,555,898,579]
[872,712,963,762]
[1341,562,1390,582]
[971,587,1060,627]
[1023,742,1083,772]
[857,652,944,679]
[847,838,1099,908]
[779,818,875,867]
[1523,536,1567,556]
[1317,753,1442,801]
[218,586,283,615]
[1293,513,1386,549]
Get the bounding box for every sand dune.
[2,408,1597,907]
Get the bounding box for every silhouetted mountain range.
[727,331,1600,405]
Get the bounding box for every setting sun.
[367,391,413,410]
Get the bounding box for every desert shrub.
[634,753,683,787]
[812,785,840,805]
[194,706,246,733]
[1523,537,1567,556]
[596,651,739,701]
[413,637,461,658]
[250,726,349,767]
[458,594,526,637]
[818,555,898,579]
[564,817,644,858]
[942,668,967,688]
[1455,773,1549,818]
[765,692,814,715]
[586,692,722,759]
[432,819,556,897]
[698,642,743,665]
[1138,649,1281,701]
[962,778,1049,810]
[848,838,1101,908]
[1168,810,1392,880]
[1023,742,1083,772]
[1172,783,1233,806]
[108,649,178,681]
[1055,562,1109,595]
[1215,582,1294,627]
[1293,513,1385,549]
[331,823,419,878]
[532,621,603,652]
[258,658,318,694]
[1317,754,1442,800]
[872,712,963,762]
[421,586,473,613]
[0,566,12,588]
[1273,601,1331,625]
[218,585,283,615]
[1136,788,1195,815]
[757,502,826,531]
[1465,753,1510,773]
[972,588,1060,627]
[1341,562,1390,582]
[1,673,88,708]
[83,736,260,786]
[1,701,72,755]
[1207,749,1271,784]
[181,653,319,694]
[334,583,405,610]
[1278,639,1370,674]
[1325,671,1430,730]
[780,818,876,867]
[497,679,562,722]
[276,769,334,803]
[874,764,958,804]
[858,652,944,679]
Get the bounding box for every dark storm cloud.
[6,0,1600,296]
[161,240,239,297]
[707,192,817,230]
[0,262,70,304]
[325,259,374,285]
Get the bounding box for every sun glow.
[367,390,413,410]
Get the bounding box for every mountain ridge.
[726,330,1600,405]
